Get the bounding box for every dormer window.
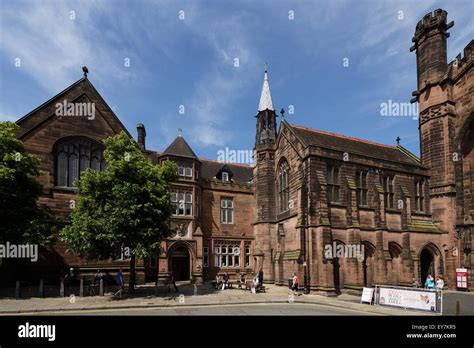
[222,172,229,182]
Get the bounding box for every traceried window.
[214,242,240,268]
[278,160,290,212]
[356,171,368,206]
[171,189,193,216]
[382,175,395,209]
[54,138,106,187]
[415,179,425,212]
[327,165,340,203]
[220,197,233,224]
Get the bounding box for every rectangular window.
[222,172,229,182]
[356,171,368,206]
[327,165,340,203]
[220,198,234,224]
[245,244,251,268]
[178,163,193,179]
[415,180,425,212]
[203,247,209,268]
[382,175,395,209]
[171,190,193,216]
[214,242,240,268]
[195,194,199,217]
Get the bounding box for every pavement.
[0,282,471,316]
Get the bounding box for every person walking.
[291,272,299,294]
[168,271,179,292]
[436,276,444,290]
[425,274,435,290]
[116,268,123,290]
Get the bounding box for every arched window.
[278,160,290,212]
[54,138,107,187]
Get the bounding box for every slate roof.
[200,159,253,183]
[162,136,198,159]
[289,124,421,166]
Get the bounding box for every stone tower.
[411,9,474,287]
[253,68,278,281]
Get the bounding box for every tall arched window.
[278,160,290,212]
[54,137,107,187]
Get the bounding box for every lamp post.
[300,164,310,294]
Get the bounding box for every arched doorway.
[169,246,190,281]
[420,248,435,286]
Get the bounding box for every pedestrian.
[222,273,230,290]
[291,272,299,294]
[113,267,124,298]
[251,276,259,294]
[168,271,178,292]
[425,274,435,290]
[436,276,444,290]
[94,269,103,286]
[116,267,123,290]
[258,270,263,291]
[215,274,222,289]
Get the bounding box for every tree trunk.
[129,254,136,293]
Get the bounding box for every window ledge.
[385,208,402,214]
[358,205,374,211]
[329,202,347,208]
[51,186,77,193]
[412,211,432,217]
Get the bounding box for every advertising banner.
[377,286,439,312]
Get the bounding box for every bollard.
[60,279,65,297]
[15,281,20,299]
[79,278,84,297]
[99,278,104,296]
[456,300,460,316]
[39,279,44,298]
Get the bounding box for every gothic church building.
[4,9,473,293]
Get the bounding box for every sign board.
[361,287,374,304]
[456,268,468,290]
[377,286,439,312]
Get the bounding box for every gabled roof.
[258,70,274,112]
[162,136,198,159]
[288,123,421,166]
[15,77,132,139]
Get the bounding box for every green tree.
[61,131,177,292]
[0,121,56,244]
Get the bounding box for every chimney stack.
[137,123,146,150]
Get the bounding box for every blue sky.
[1,0,473,160]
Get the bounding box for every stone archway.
[169,244,191,281]
[419,243,442,287]
[420,248,434,286]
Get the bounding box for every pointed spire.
[258,63,274,112]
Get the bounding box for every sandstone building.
[3,9,472,293]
